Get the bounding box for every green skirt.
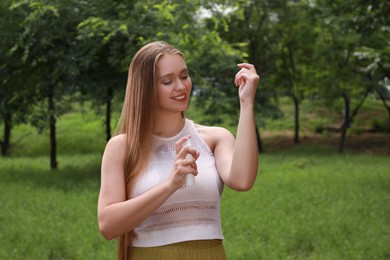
[130,240,227,260]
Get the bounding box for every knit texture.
[132,119,224,247]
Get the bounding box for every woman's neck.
[154,112,185,138]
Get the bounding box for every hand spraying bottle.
[184,138,195,187]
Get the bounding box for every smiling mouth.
[172,94,186,101]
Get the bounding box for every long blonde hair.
[114,41,184,259]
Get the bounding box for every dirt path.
[262,131,390,155]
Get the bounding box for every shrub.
[371,118,390,133]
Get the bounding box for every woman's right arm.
[97,135,198,240]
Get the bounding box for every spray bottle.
[184,138,195,186]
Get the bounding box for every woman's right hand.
[168,135,199,190]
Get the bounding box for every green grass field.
[1,148,389,259]
[0,99,389,259]
[222,150,390,259]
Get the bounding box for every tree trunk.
[255,125,264,153]
[339,93,350,153]
[105,86,113,142]
[1,110,12,156]
[293,94,300,144]
[376,87,390,120]
[48,85,58,170]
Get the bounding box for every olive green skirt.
[130,240,227,260]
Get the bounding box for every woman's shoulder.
[194,123,231,136]
[193,123,234,151]
[107,133,127,147]
[103,134,127,160]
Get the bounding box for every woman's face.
[155,53,192,114]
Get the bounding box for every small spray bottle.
[184,138,195,187]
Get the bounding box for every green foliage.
[313,0,389,99]
[199,0,282,127]
[2,0,91,143]
[371,118,390,133]
[1,0,389,156]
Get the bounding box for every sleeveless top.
[131,119,224,247]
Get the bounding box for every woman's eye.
[181,75,189,80]
[163,81,172,85]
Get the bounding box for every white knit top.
[131,119,224,247]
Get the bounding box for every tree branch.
[348,88,370,126]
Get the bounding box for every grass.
[222,149,390,259]
[1,109,116,259]
[0,98,389,259]
[10,111,108,157]
[1,148,389,259]
[0,154,117,259]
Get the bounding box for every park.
[1,0,389,259]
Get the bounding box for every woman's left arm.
[214,63,259,191]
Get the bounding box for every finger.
[176,143,200,160]
[236,78,246,88]
[177,145,198,160]
[235,73,247,88]
[175,135,191,154]
[237,63,257,73]
[235,69,249,87]
[190,147,200,160]
[235,68,249,77]
[178,166,198,176]
[187,157,198,171]
[194,150,200,160]
[236,69,260,87]
[182,158,198,176]
[176,162,198,176]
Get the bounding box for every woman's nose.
[174,79,186,90]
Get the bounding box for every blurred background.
[0,0,389,259]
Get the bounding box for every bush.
[312,118,328,134]
[371,118,390,133]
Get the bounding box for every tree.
[76,3,133,141]
[9,0,87,168]
[0,0,39,156]
[352,1,390,120]
[75,0,213,141]
[269,1,318,144]
[109,0,246,130]
[0,0,18,156]
[203,0,283,152]
[314,0,389,152]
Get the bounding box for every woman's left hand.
[234,63,260,104]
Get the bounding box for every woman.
[98,41,259,259]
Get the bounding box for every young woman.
[98,41,259,259]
